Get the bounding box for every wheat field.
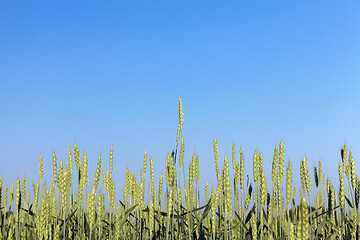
[0,97,359,239]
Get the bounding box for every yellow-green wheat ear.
[240,148,244,190]
[158,173,163,206]
[179,138,185,168]
[195,154,199,185]
[52,152,57,184]
[338,161,346,211]
[318,159,323,187]
[271,146,279,190]
[286,161,293,207]
[3,184,8,214]
[300,157,311,197]
[22,176,26,207]
[92,155,102,192]
[341,144,349,179]
[73,143,80,172]
[83,150,88,189]
[205,181,209,203]
[304,157,311,197]
[253,151,259,185]
[176,96,183,147]
[232,142,236,170]
[39,154,43,182]
[349,149,356,189]
[251,211,257,240]
[213,138,220,183]
[296,193,309,239]
[279,140,285,183]
[143,150,147,174]
[16,178,20,212]
[67,146,73,186]
[150,157,154,194]
[355,174,360,208]
[259,155,267,206]
[110,145,113,175]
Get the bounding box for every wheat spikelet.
[214,138,220,184]
[279,140,285,184]
[176,97,183,147]
[39,155,44,182]
[286,161,292,208]
[338,161,346,211]
[272,146,279,191]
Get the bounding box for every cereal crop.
[0,97,359,239]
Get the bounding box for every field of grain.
[0,97,358,240]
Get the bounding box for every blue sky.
[1,1,360,200]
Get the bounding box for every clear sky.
[1,1,360,199]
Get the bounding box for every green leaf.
[245,205,255,225]
[345,195,353,208]
[119,204,138,229]
[192,199,212,234]
[315,216,327,237]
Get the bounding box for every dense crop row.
[0,97,359,239]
